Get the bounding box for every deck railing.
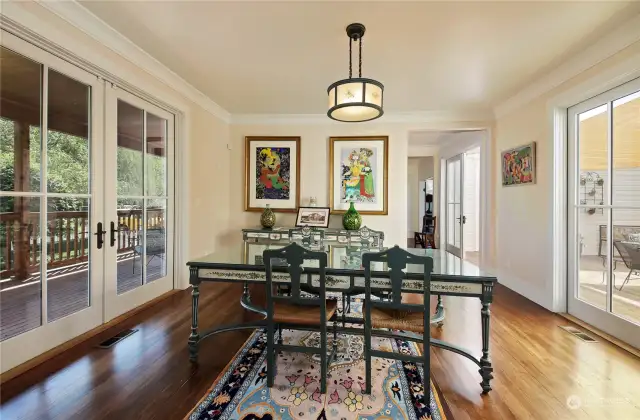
[0,209,164,279]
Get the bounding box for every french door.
[103,87,174,321]
[567,76,640,349]
[0,32,104,372]
[0,31,175,373]
[445,154,463,257]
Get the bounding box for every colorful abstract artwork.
[255,147,290,200]
[340,148,377,203]
[245,137,300,212]
[330,137,388,214]
[501,142,536,186]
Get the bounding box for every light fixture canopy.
[327,23,384,122]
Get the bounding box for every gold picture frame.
[329,136,389,215]
[244,136,301,212]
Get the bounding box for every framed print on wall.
[245,136,301,212]
[329,136,388,214]
[295,207,331,228]
[501,142,536,186]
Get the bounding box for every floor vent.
[559,325,598,343]
[98,329,138,349]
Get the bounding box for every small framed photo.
[295,207,331,228]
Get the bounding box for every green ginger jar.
[260,204,276,229]
[342,202,362,230]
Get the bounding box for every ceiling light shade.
[327,23,384,122]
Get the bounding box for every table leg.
[479,300,494,393]
[188,281,201,362]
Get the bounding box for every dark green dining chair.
[263,243,337,394]
[362,246,434,412]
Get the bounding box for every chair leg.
[277,324,283,348]
[332,319,338,360]
[616,270,633,291]
[267,323,275,388]
[364,319,372,394]
[321,323,327,394]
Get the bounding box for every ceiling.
[79,1,640,116]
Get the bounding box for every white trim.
[36,0,230,122]
[549,52,640,314]
[230,110,494,125]
[495,13,640,119]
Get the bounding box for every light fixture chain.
[349,38,353,79]
[359,37,362,78]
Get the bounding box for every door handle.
[110,221,119,247]
[456,216,467,224]
[94,222,106,249]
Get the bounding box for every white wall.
[227,123,410,248]
[494,40,640,310]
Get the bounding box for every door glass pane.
[0,196,41,341]
[117,198,143,295]
[453,204,461,248]
[576,209,608,310]
[47,197,90,321]
[117,100,143,197]
[610,89,640,324]
[611,209,640,325]
[146,113,167,197]
[47,70,90,194]
[577,103,608,206]
[453,159,461,203]
[145,199,166,283]
[0,46,42,193]
[45,69,92,321]
[575,105,609,309]
[612,90,640,205]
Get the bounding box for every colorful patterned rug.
[186,327,452,420]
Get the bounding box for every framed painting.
[295,207,331,228]
[245,136,300,212]
[329,136,388,214]
[501,142,536,186]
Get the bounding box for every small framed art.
[501,142,536,186]
[295,207,331,228]
[245,136,301,212]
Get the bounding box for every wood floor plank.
[1,283,640,419]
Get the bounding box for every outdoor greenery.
[0,117,166,271]
[0,117,166,213]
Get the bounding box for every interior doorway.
[440,131,487,263]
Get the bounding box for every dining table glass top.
[188,242,496,281]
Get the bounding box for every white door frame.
[564,77,640,349]
[103,85,175,322]
[0,31,105,373]
[437,129,492,265]
[549,51,640,315]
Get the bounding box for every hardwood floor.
[1,283,640,419]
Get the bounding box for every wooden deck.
[0,252,164,342]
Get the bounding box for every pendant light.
[327,23,384,122]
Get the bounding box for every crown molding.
[494,13,640,119]
[230,109,494,125]
[37,0,231,122]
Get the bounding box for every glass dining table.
[187,241,498,393]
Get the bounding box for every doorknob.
[456,216,467,224]
[94,222,106,249]
[110,221,119,247]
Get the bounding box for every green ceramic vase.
[342,202,362,230]
[260,204,276,229]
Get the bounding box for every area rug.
[186,326,452,420]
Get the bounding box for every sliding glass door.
[568,76,640,349]
[0,32,104,372]
[0,30,176,372]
